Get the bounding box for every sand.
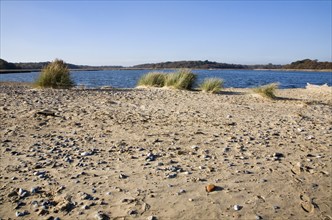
[0,82,331,220]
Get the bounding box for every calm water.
[0,69,331,89]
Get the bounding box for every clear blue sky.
[1,0,331,66]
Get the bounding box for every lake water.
[0,69,331,89]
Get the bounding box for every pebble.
[273,205,280,211]
[233,204,242,211]
[128,209,138,215]
[166,173,177,179]
[119,173,128,179]
[18,188,28,198]
[31,186,40,194]
[256,215,263,220]
[81,151,92,156]
[206,184,216,192]
[223,147,231,152]
[273,152,284,158]
[177,189,186,195]
[146,152,156,161]
[147,216,157,220]
[81,205,89,210]
[94,211,108,220]
[16,210,29,217]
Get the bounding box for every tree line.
[0,59,122,70]
[133,60,248,69]
[1,58,331,71]
[283,59,332,70]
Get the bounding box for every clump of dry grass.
[165,69,197,90]
[252,83,279,99]
[35,59,74,88]
[199,78,224,93]
[137,72,166,87]
[137,69,197,90]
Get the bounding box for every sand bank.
[0,82,331,219]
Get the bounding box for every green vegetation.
[35,59,74,88]
[252,83,279,99]
[1,58,331,71]
[133,60,247,69]
[283,59,332,70]
[137,72,166,87]
[0,59,19,70]
[137,69,197,90]
[165,69,197,90]
[199,78,224,93]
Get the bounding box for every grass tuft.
[35,59,74,88]
[199,78,224,93]
[252,83,279,99]
[165,69,197,90]
[137,72,166,87]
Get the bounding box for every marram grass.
[252,83,279,99]
[165,69,197,90]
[137,69,197,90]
[137,72,166,87]
[35,59,74,88]
[199,78,224,93]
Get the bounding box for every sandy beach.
[0,82,331,220]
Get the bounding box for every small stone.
[81,205,89,210]
[119,173,128,179]
[37,209,49,216]
[31,186,40,194]
[81,152,92,156]
[146,152,156,161]
[273,205,280,211]
[18,188,28,198]
[128,209,138,215]
[234,204,242,211]
[16,210,29,217]
[259,179,267,183]
[95,211,108,220]
[147,216,157,220]
[166,173,177,179]
[223,147,230,152]
[255,215,262,220]
[191,145,199,150]
[80,192,94,200]
[205,184,216,192]
[177,189,186,195]
[273,152,284,158]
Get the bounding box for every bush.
[35,59,74,88]
[199,78,224,93]
[165,69,197,90]
[137,72,166,87]
[252,83,279,99]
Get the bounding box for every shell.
[205,184,215,192]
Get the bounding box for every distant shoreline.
[254,68,332,72]
[1,68,331,74]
